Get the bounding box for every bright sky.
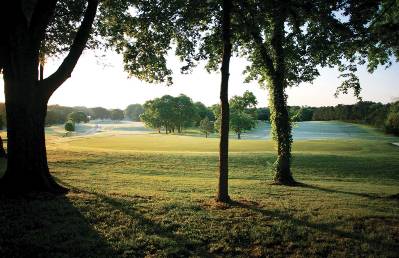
[0,50,398,109]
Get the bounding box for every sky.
[0,50,398,109]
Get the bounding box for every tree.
[140,95,197,134]
[0,0,99,194]
[99,0,234,201]
[64,120,75,132]
[174,94,197,133]
[199,117,214,138]
[194,102,215,126]
[91,107,111,120]
[230,111,256,139]
[229,91,258,139]
[215,0,233,203]
[125,104,144,121]
[110,109,125,121]
[141,99,162,133]
[68,111,89,124]
[234,0,399,185]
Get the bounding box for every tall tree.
[235,0,399,185]
[0,0,99,194]
[217,0,233,202]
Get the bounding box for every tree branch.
[40,0,99,98]
[237,0,275,75]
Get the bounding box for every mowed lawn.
[1,133,399,257]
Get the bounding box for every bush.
[65,120,75,132]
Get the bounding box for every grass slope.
[0,134,398,257]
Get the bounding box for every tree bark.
[269,12,296,185]
[269,78,295,185]
[217,0,232,203]
[237,132,241,139]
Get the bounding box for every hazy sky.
[0,50,398,109]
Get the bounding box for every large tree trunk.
[0,0,98,194]
[0,63,67,194]
[269,12,296,186]
[217,0,232,203]
[268,78,295,185]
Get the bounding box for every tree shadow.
[292,182,385,199]
[60,183,212,257]
[0,193,114,258]
[227,199,398,251]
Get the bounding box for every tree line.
[44,104,144,126]
[311,101,399,135]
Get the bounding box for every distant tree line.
[311,101,399,135]
[1,100,397,136]
[43,104,146,127]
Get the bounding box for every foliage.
[64,120,75,132]
[68,111,89,124]
[199,117,214,138]
[110,109,125,121]
[46,105,75,125]
[90,107,111,120]
[125,104,144,121]
[256,107,270,121]
[230,112,256,139]
[140,94,198,133]
[290,107,314,122]
[311,101,395,134]
[214,91,258,139]
[385,102,399,135]
[194,102,215,126]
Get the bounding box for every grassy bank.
[0,134,398,257]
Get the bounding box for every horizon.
[1,50,398,109]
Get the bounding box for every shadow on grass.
[60,182,212,257]
[227,199,398,252]
[289,182,399,200]
[0,193,114,258]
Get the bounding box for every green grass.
[1,133,399,257]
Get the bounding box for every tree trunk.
[0,76,67,194]
[39,63,44,81]
[269,12,296,186]
[0,0,98,194]
[217,0,232,203]
[269,78,295,185]
[237,132,241,139]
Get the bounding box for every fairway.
[1,124,399,257]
